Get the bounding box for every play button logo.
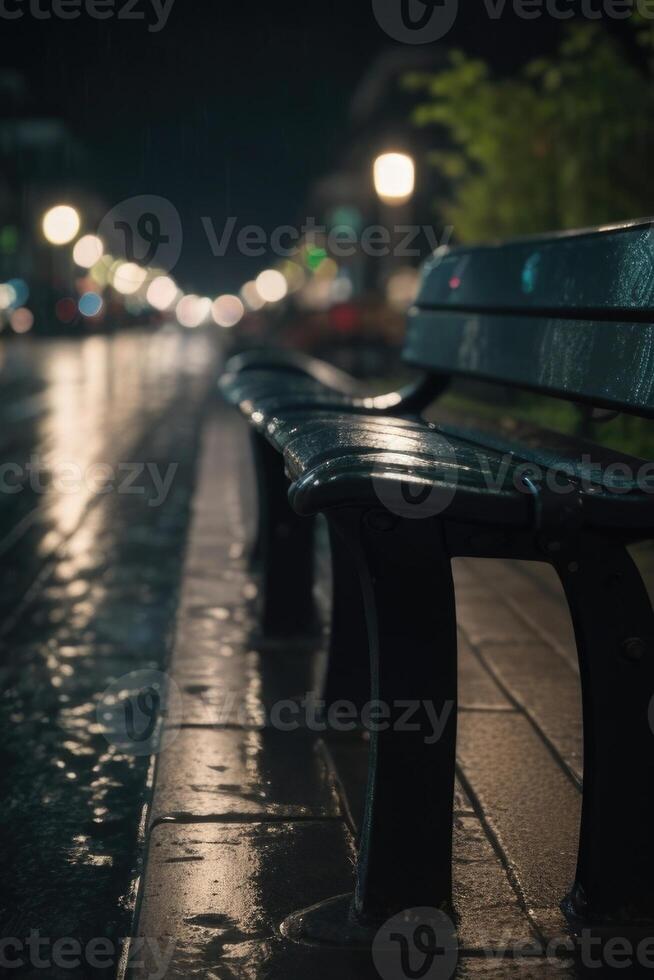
[372,0,459,43]
[373,908,458,980]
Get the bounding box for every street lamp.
[373,152,415,206]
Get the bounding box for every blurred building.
[0,71,108,334]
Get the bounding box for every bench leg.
[322,518,370,713]
[282,509,458,942]
[352,510,458,922]
[249,430,317,637]
[555,535,654,923]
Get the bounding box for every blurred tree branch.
[406,22,654,241]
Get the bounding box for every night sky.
[2,2,629,292]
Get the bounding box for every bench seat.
[240,407,651,532]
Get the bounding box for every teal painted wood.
[416,219,654,314]
[404,311,654,413]
[406,218,654,414]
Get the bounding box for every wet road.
[0,330,217,978]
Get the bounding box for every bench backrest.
[405,218,654,417]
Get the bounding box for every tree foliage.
[407,23,654,242]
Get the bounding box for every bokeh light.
[331,273,354,303]
[211,294,244,328]
[9,307,34,334]
[146,276,178,312]
[0,283,17,310]
[73,235,104,268]
[7,279,29,307]
[42,205,81,245]
[255,269,287,304]
[90,256,113,288]
[315,257,338,279]
[176,295,211,328]
[240,281,265,312]
[280,261,305,293]
[373,153,415,205]
[112,263,147,296]
[55,298,78,324]
[386,267,420,312]
[78,292,104,318]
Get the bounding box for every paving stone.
[173,646,323,727]
[453,815,539,953]
[457,711,580,918]
[453,559,486,589]
[132,821,559,980]
[151,727,341,823]
[131,821,379,980]
[458,632,513,711]
[460,559,578,670]
[457,959,577,978]
[455,594,536,647]
[475,642,582,783]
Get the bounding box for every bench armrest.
[223,348,450,415]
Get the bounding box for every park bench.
[219,217,654,941]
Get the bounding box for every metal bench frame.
[221,218,654,939]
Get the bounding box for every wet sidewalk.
[128,401,635,980]
[0,331,216,978]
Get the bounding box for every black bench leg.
[282,509,458,942]
[322,518,370,713]
[555,535,654,923]
[249,430,317,637]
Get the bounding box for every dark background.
[2,2,576,292]
[0,0,576,289]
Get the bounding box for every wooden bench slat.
[405,311,654,415]
[416,219,654,317]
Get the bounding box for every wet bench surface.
[131,404,654,979]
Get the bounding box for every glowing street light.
[373,153,415,206]
[42,205,81,245]
[241,281,265,312]
[255,269,287,304]
[112,262,147,296]
[176,295,211,328]
[0,283,17,310]
[146,276,178,311]
[212,294,244,328]
[73,235,104,268]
